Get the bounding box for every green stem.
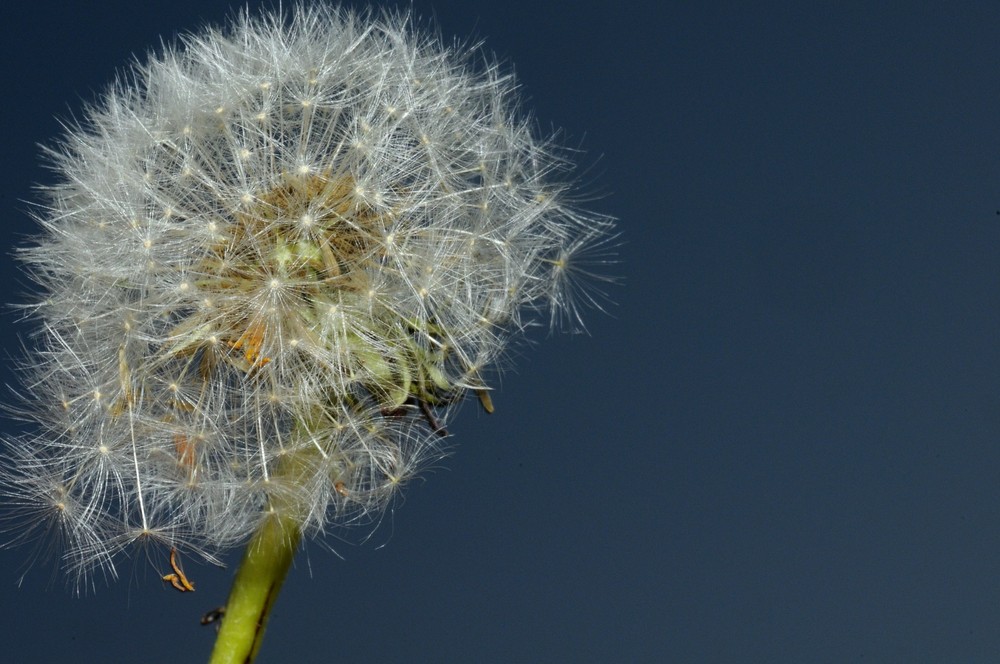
[208,510,302,664]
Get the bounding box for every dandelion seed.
[162,547,195,593]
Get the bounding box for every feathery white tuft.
[1,4,616,588]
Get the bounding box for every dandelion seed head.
[1,3,616,587]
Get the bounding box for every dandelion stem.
[208,511,301,664]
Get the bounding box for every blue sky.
[2,1,1000,662]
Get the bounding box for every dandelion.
[2,4,616,661]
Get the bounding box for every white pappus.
[1,3,617,590]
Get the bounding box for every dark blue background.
[3,1,1000,661]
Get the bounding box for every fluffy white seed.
[1,4,615,588]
